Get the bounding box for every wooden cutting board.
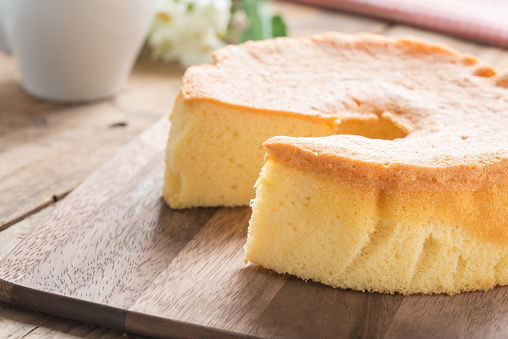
[0,117,507,339]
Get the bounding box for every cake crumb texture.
[163,94,335,208]
[245,159,508,295]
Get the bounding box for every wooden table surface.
[1,2,508,338]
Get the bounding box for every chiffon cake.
[164,33,508,294]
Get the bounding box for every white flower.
[147,0,232,67]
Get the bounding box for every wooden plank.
[249,278,404,339]
[384,288,508,339]
[19,314,149,339]
[0,118,171,285]
[0,203,149,339]
[0,204,55,260]
[0,56,184,231]
[126,207,286,334]
[0,118,173,338]
[0,301,52,339]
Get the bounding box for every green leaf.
[271,15,286,38]
[227,0,288,44]
[239,0,271,43]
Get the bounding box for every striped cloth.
[283,0,508,48]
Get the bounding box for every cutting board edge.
[0,278,13,303]
[3,280,128,332]
[1,278,258,339]
[125,309,258,339]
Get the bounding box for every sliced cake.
[164,32,508,294]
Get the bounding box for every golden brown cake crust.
[183,32,508,190]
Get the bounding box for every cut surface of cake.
[165,32,508,294]
[163,33,415,209]
[246,144,508,295]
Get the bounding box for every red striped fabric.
[283,0,508,48]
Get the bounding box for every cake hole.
[334,112,409,140]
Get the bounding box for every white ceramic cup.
[0,0,157,102]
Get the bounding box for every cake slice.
[165,32,508,294]
[245,136,508,295]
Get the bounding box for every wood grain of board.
[1,117,507,339]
